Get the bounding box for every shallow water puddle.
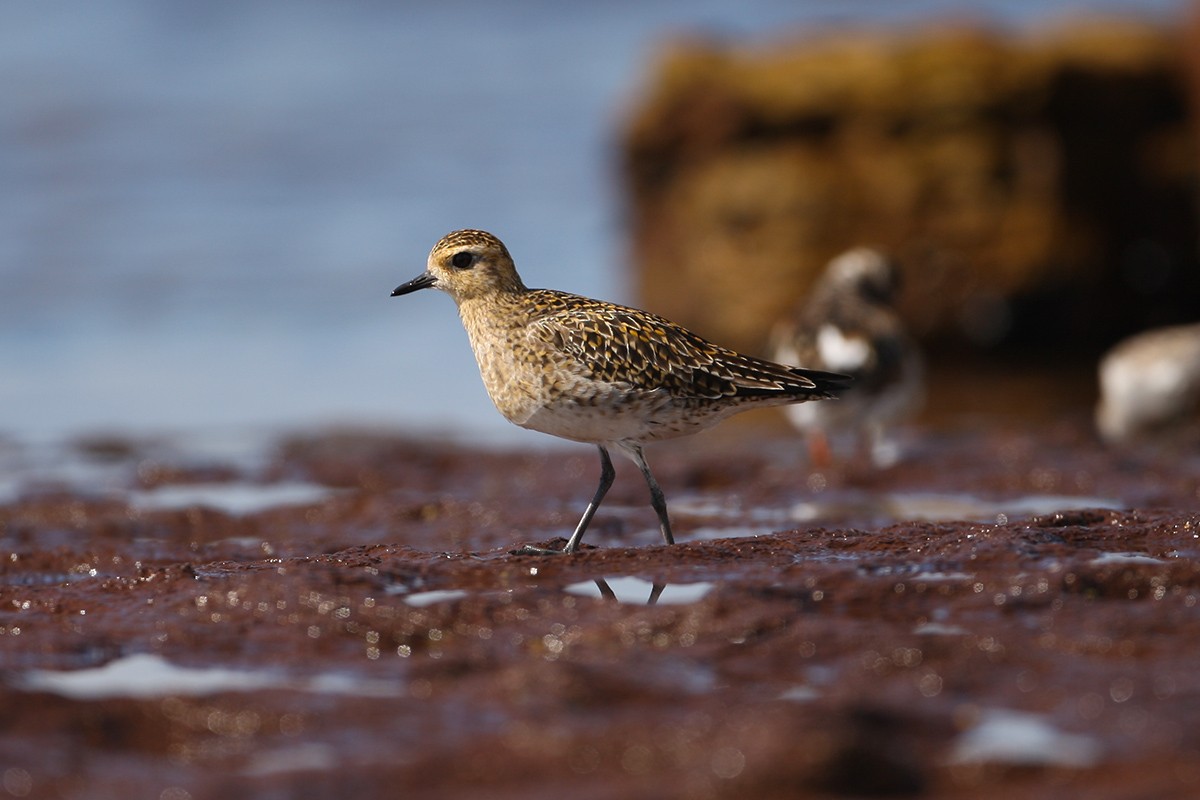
[17,653,402,699]
[665,490,1124,542]
[394,588,473,606]
[1089,552,1168,565]
[948,708,1102,767]
[907,569,975,581]
[242,744,340,777]
[0,433,278,505]
[128,482,333,515]
[564,576,714,605]
[683,525,780,542]
[0,568,103,587]
[912,621,971,636]
[777,684,821,702]
[797,490,1123,525]
[391,580,713,607]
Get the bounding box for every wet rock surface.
[1,420,1199,798]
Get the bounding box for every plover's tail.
[786,366,855,399]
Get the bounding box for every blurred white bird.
[1096,322,1200,444]
[771,248,923,467]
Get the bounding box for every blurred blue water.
[0,0,1182,443]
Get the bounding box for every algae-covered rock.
[620,20,1199,357]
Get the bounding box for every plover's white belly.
[517,382,674,444]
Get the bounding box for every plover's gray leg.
[562,445,615,554]
[516,444,614,555]
[619,441,674,546]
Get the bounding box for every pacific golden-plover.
[771,247,923,468]
[392,229,851,554]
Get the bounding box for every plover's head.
[392,229,526,302]
[822,247,899,305]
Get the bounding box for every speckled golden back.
[523,290,839,401]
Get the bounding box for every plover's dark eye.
[451,251,474,270]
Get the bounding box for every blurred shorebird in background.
[771,247,923,468]
[1096,322,1200,445]
[391,229,851,554]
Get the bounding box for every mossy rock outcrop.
[620,20,1199,357]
